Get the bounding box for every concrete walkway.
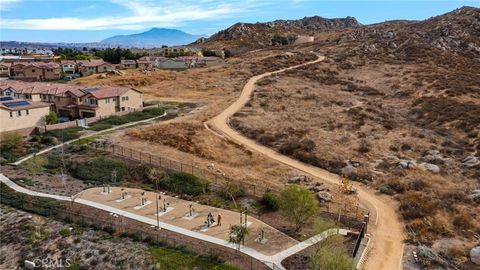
[12,111,167,166]
[0,173,347,269]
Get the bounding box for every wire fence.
[91,143,370,219]
[93,143,277,198]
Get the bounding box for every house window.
[32,69,35,72]
[9,112,13,118]
[105,98,110,104]
[113,97,117,102]
[71,97,76,102]
[26,109,29,115]
[17,110,22,116]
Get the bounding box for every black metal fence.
[92,143,370,219]
[93,143,272,198]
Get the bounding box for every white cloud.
[0,0,250,30]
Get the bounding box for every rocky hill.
[335,6,480,58]
[194,16,360,50]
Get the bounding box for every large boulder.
[341,164,357,176]
[468,190,480,203]
[421,150,449,164]
[317,191,332,202]
[419,163,440,174]
[471,246,480,265]
[398,159,417,169]
[462,156,480,168]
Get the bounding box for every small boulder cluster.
[287,175,332,202]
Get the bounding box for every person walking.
[217,214,222,226]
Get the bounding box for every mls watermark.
[25,258,72,269]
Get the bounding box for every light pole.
[156,194,161,229]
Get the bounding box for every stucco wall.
[118,90,143,112]
[0,106,49,133]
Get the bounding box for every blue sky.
[0,0,478,43]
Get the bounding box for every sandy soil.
[206,55,405,270]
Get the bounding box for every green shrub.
[45,127,83,141]
[72,157,127,183]
[91,108,165,127]
[102,226,116,234]
[159,172,209,195]
[45,111,58,124]
[279,185,319,231]
[67,144,88,153]
[45,153,64,170]
[0,183,61,216]
[96,116,130,126]
[379,184,394,195]
[89,123,113,131]
[30,134,41,142]
[218,182,246,200]
[0,132,24,161]
[59,228,71,237]
[261,192,280,211]
[41,135,56,145]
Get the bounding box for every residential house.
[136,59,152,69]
[0,81,143,120]
[0,98,50,134]
[190,57,225,68]
[0,62,11,77]
[120,60,137,69]
[77,86,143,118]
[60,61,77,74]
[77,60,115,76]
[10,62,61,81]
[158,58,189,69]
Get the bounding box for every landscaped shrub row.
[45,127,84,141]
[0,182,61,216]
[159,172,209,195]
[70,157,127,184]
[90,108,165,128]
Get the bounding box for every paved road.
[206,54,405,270]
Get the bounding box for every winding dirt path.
[206,55,405,270]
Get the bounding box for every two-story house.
[120,60,137,69]
[60,61,77,74]
[0,62,11,77]
[0,98,50,134]
[77,60,115,76]
[9,62,61,81]
[77,86,143,118]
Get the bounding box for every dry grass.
[229,51,480,254]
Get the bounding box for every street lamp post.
[156,194,161,229]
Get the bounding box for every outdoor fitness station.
[82,186,298,256]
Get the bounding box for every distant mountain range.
[101,28,205,48]
[0,28,205,49]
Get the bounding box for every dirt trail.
[206,55,405,270]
